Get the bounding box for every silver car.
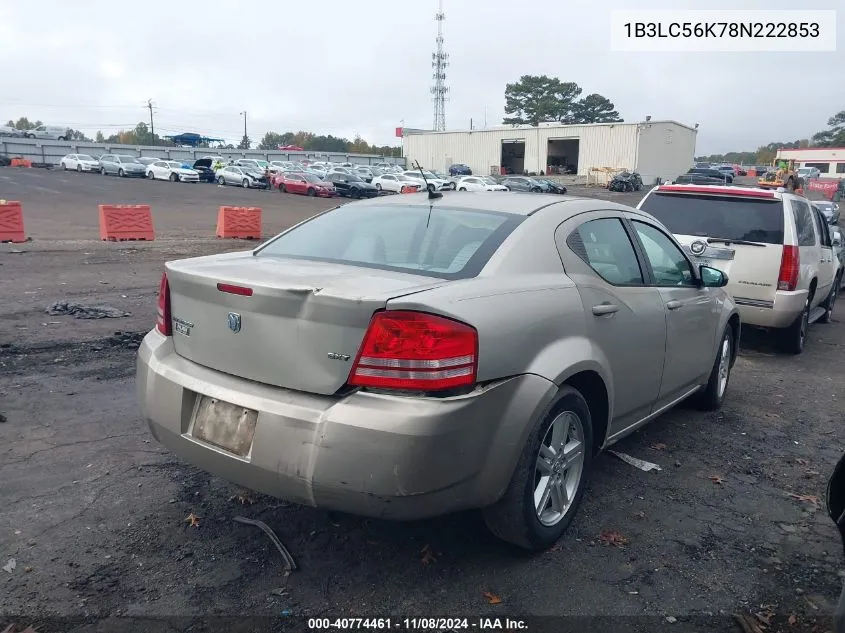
[215,165,269,189]
[137,193,739,550]
[99,154,147,177]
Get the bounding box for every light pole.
[239,111,247,147]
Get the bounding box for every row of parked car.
[57,152,570,199]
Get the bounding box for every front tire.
[307,188,316,197]
[148,171,155,180]
[693,326,734,411]
[242,178,250,188]
[62,162,67,171]
[118,168,125,177]
[76,165,82,173]
[217,176,226,186]
[458,187,467,191]
[170,173,178,182]
[101,167,107,176]
[482,386,593,550]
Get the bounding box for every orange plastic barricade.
[216,206,262,239]
[10,158,31,168]
[0,200,26,242]
[98,204,155,241]
[400,185,417,194]
[746,169,757,177]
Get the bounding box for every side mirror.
[699,265,728,288]
[833,235,842,247]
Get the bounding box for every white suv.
[638,184,842,354]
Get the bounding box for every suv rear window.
[640,193,785,245]
[256,204,523,280]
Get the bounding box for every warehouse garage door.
[547,138,579,175]
[501,139,525,175]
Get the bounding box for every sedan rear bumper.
[136,330,556,520]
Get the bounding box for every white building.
[402,120,698,184]
[776,147,845,179]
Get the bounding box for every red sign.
[806,178,840,200]
[395,127,403,138]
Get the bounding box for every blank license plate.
[192,396,258,457]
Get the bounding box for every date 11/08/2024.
[307,617,529,630]
[623,21,820,39]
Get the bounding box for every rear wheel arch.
[563,370,609,454]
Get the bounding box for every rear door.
[627,217,717,405]
[810,202,837,300]
[290,176,306,194]
[555,212,666,433]
[638,188,786,310]
[790,197,828,307]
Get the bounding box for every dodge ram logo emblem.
[227,312,241,333]
[689,240,707,256]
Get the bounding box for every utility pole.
[240,111,247,142]
[145,99,155,145]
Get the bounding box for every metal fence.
[0,137,406,168]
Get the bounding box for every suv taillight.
[156,272,172,335]
[778,245,800,291]
[348,311,478,392]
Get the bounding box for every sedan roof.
[359,191,618,217]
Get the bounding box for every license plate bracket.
[192,396,258,457]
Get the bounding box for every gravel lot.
[1,169,844,632]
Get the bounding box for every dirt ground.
[1,169,844,632]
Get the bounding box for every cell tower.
[431,0,448,131]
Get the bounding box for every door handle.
[592,303,619,316]
[666,300,683,310]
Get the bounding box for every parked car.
[307,166,328,178]
[99,154,147,177]
[608,172,644,192]
[831,226,845,287]
[190,158,218,183]
[638,184,840,354]
[798,167,822,182]
[0,125,25,138]
[23,125,70,141]
[138,192,739,551]
[813,200,841,225]
[371,173,423,194]
[325,172,379,198]
[354,166,375,183]
[686,168,733,184]
[328,167,354,176]
[402,170,449,192]
[715,165,736,179]
[216,165,269,189]
[269,161,293,174]
[536,179,568,194]
[273,172,337,197]
[146,160,200,183]
[501,176,545,193]
[59,153,99,172]
[674,173,726,185]
[455,176,508,192]
[448,163,472,176]
[137,157,159,167]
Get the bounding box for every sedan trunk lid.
[165,252,446,395]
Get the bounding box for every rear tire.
[76,165,82,173]
[62,163,67,171]
[101,167,107,176]
[458,187,467,191]
[693,326,734,411]
[170,173,178,182]
[307,188,316,197]
[482,386,593,551]
[148,171,155,180]
[819,277,839,324]
[217,175,226,186]
[118,168,125,177]
[279,183,286,193]
[780,297,810,354]
[375,183,382,191]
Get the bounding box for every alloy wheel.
[534,411,585,527]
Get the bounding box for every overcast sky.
[0,0,842,155]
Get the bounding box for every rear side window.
[791,199,817,246]
[256,204,524,280]
[812,207,831,247]
[639,193,785,245]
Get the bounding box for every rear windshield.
[256,204,523,279]
[640,193,785,245]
